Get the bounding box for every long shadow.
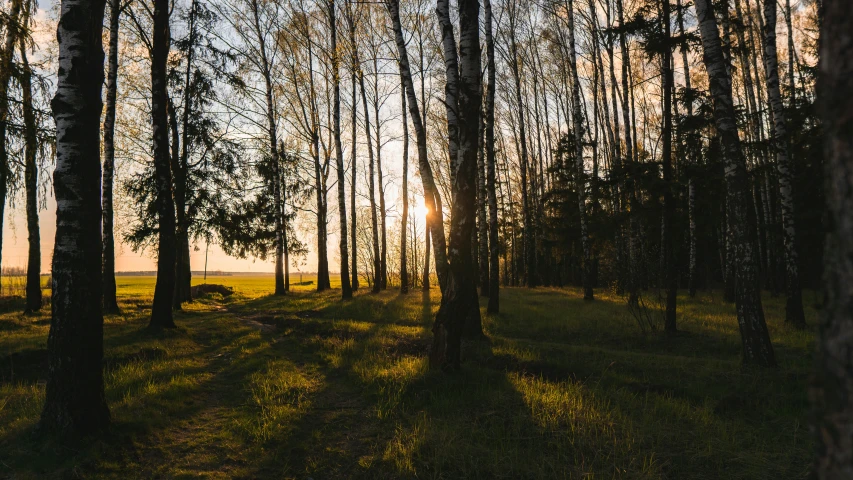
[2,286,812,478]
[493,287,751,361]
[234,288,609,478]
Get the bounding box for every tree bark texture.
[101,0,120,313]
[566,0,594,301]
[41,0,111,433]
[694,0,776,367]
[812,0,853,476]
[386,0,448,291]
[329,0,352,300]
[761,0,806,328]
[0,0,23,293]
[430,0,483,370]
[20,39,42,313]
[485,0,499,314]
[149,0,178,328]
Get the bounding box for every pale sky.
[9,0,423,274]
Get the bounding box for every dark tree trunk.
[661,0,677,333]
[173,0,200,305]
[348,2,359,291]
[359,64,381,294]
[375,78,388,290]
[400,71,409,294]
[567,0,594,301]
[40,0,111,434]
[168,100,191,308]
[20,40,41,313]
[694,0,776,367]
[508,10,535,288]
[102,0,120,313]
[678,0,698,298]
[280,149,290,292]
[149,0,178,329]
[617,0,638,305]
[249,0,285,296]
[430,0,483,371]
[298,18,330,293]
[330,0,352,300]
[423,219,431,290]
[813,1,853,474]
[0,0,22,294]
[386,0,448,291]
[485,0,499,314]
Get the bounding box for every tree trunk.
[661,0,677,332]
[305,25,331,292]
[616,0,638,305]
[694,0,776,367]
[330,0,352,300]
[508,10,535,288]
[250,0,285,296]
[477,87,488,297]
[149,0,178,329]
[174,0,200,305]
[348,2,359,291]
[784,0,795,104]
[102,0,120,313]
[0,0,22,294]
[485,0,499,314]
[430,0,483,371]
[19,40,41,313]
[41,0,111,434]
[386,0,448,291]
[400,71,409,294]
[566,0,594,301]
[168,100,191,308]
[360,66,381,294]
[436,0,460,183]
[761,0,807,328]
[423,219,431,290]
[281,151,290,292]
[679,0,698,297]
[813,0,853,474]
[375,75,388,290]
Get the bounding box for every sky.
[10,0,425,274]
[11,0,288,273]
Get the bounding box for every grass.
[0,275,815,479]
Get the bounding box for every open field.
[1,276,816,478]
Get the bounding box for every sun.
[413,204,429,219]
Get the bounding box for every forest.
[1,0,852,477]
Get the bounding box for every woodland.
[1,0,853,477]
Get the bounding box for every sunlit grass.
[0,277,815,479]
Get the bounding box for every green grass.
[0,276,815,479]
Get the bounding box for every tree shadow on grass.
[0,287,814,479]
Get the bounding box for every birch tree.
[430,0,482,370]
[102,0,122,313]
[761,0,807,329]
[329,0,353,299]
[40,0,111,434]
[485,0,500,313]
[694,0,776,367]
[386,0,448,290]
[565,0,594,301]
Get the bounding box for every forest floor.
[0,275,816,479]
